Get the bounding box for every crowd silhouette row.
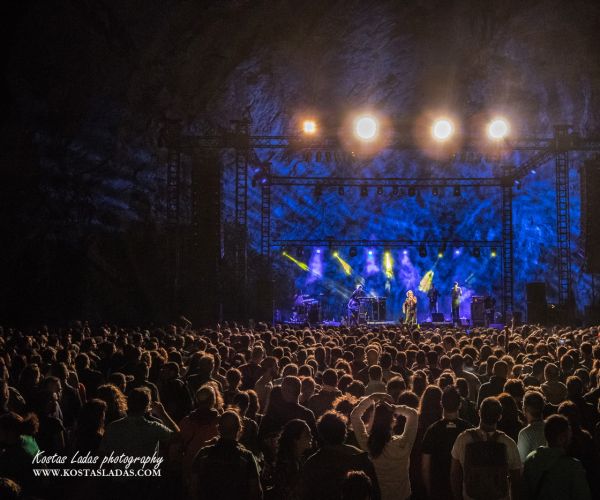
[0,322,599,500]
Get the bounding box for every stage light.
[282,252,309,271]
[333,252,353,275]
[531,169,536,175]
[303,120,317,134]
[355,116,378,140]
[368,250,374,256]
[296,247,304,258]
[314,184,322,197]
[438,251,444,258]
[392,186,399,196]
[432,119,454,141]
[453,186,461,196]
[384,251,394,279]
[454,249,461,256]
[338,186,345,196]
[491,248,497,258]
[325,152,332,162]
[376,186,384,195]
[419,245,427,257]
[360,186,368,197]
[432,187,439,196]
[403,249,409,255]
[408,187,416,197]
[316,249,321,254]
[488,118,509,140]
[349,247,358,257]
[472,247,481,257]
[316,151,322,162]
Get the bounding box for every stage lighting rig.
[360,186,368,197]
[432,119,454,141]
[303,120,317,135]
[419,245,427,257]
[487,118,509,140]
[354,116,378,141]
[349,247,358,257]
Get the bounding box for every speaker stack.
[526,282,547,325]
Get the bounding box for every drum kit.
[290,295,321,324]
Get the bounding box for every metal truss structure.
[168,121,600,321]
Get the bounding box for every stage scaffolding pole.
[501,167,515,323]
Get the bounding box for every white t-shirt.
[451,428,522,500]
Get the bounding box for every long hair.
[367,402,394,458]
[276,419,310,464]
[419,385,443,430]
[96,384,127,422]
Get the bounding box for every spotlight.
[303,151,311,162]
[491,248,497,258]
[368,250,374,256]
[432,187,439,196]
[432,119,454,141]
[296,247,304,258]
[408,187,416,197]
[303,120,317,134]
[316,249,321,254]
[531,169,536,175]
[487,118,509,140]
[325,152,332,162]
[360,186,368,197]
[316,151,322,162]
[332,251,339,257]
[472,247,480,258]
[376,186,384,195]
[453,186,461,196]
[403,249,409,255]
[438,243,446,258]
[349,247,358,257]
[314,184,322,197]
[355,115,378,141]
[392,186,399,196]
[454,249,461,256]
[419,244,427,257]
[338,186,345,196]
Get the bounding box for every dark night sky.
[2,0,600,323]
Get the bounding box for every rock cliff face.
[2,0,600,320]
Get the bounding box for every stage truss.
[167,121,600,321]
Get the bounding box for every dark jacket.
[522,446,591,500]
[477,375,506,408]
[300,443,381,500]
[193,438,262,500]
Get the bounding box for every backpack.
[463,429,509,500]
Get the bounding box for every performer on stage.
[427,284,439,318]
[347,284,365,326]
[403,290,417,325]
[451,282,462,326]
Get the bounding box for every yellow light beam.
[282,252,309,272]
[333,252,353,276]
[384,251,394,279]
[418,270,434,292]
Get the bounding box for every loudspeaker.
[526,283,547,303]
[471,296,485,326]
[431,312,445,322]
[581,160,600,273]
[526,282,547,325]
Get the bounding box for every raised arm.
[350,395,373,451]
[393,404,418,445]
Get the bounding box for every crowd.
[0,321,599,500]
